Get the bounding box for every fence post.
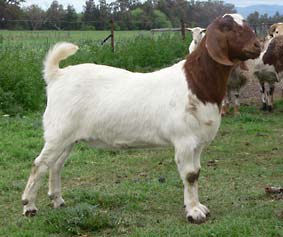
[110,18,115,52]
[181,19,186,40]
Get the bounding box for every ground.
[0,103,283,237]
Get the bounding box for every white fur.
[223,13,244,26]
[22,42,221,222]
[187,27,206,54]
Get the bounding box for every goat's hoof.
[53,198,65,209]
[267,105,273,112]
[187,214,206,224]
[23,206,38,217]
[260,103,267,111]
[186,204,209,224]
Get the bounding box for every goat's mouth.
[243,48,261,59]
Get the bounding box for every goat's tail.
[43,42,79,84]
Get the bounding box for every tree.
[0,0,25,29]
[97,0,110,30]
[62,5,78,30]
[82,0,99,29]
[46,0,65,30]
[23,4,45,30]
[153,9,172,28]
[247,11,260,25]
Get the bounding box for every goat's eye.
[276,31,279,34]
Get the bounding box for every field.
[0,31,283,236]
[0,31,150,47]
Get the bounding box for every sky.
[21,0,283,12]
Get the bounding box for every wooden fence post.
[110,19,115,52]
[181,19,186,40]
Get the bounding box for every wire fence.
[0,19,273,51]
[0,19,189,51]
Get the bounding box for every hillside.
[236,4,283,18]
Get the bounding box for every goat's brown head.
[206,14,261,66]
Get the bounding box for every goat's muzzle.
[243,40,261,59]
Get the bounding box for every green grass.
[0,30,151,46]
[1,102,283,236]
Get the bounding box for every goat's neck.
[184,42,233,108]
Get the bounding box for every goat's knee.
[186,169,200,184]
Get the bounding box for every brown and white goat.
[253,23,283,111]
[22,14,260,223]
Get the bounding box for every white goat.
[269,22,283,38]
[187,27,206,54]
[22,14,260,223]
[221,63,249,115]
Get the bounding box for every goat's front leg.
[174,142,209,224]
[266,83,275,112]
[233,90,240,115]
[260,82,267,111]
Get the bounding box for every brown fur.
[184,39,232,107]
[186,170,200,184]
[263,35,283,73]
[184,15,260,108]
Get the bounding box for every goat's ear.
[201,28,206,33]
[186,28,193,32]
[205,19,234,66]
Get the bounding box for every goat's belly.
[86,137,170,150]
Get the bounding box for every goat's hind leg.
[22,143,65,216]
[48,144,74,208]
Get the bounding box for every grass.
[0,30,151,47]
[0,102,283,236]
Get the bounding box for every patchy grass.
[1,102,283,236]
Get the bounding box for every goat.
[253,34,283,111]
[22,14,260,223]
[253,23,283,111]
[254,35,283,111]
[187,27,206,54]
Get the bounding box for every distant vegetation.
[1,0,236,30]
[0,31,191,115]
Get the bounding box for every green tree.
[153,9,172,28]
[62,5,78,30]
[82,0,99,29]
[23,4,45,30]
[46,0,65,30]
[0,0,25,29]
